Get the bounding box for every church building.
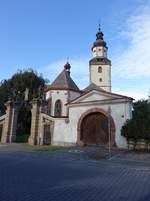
[0,28,133,148]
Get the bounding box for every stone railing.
[128,138,150,152]
[38,99,50,116]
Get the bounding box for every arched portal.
[16,103,32,143]
[77,108,115,146]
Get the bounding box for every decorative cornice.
[67,89,133,105]
[89,57,111,65]
[45,87,82,93]
[68,98,132,107]
[41,112,68,120]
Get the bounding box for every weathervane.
[67,57,69,63]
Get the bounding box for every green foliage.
[15,134,30,143]
[0,80,10,114]
[0,69,47,114]
[25,145,66,152]
[121,100,150,140]
[16,103,32,137]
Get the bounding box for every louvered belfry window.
[98,66,102,73]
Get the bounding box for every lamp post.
[108,106,111,159]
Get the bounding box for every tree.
[0,69,47,114]
[121,100,150,140]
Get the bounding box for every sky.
[0,0,150,100]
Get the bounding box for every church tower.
[89,26,111,92]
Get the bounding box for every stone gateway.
[0,27,133,148]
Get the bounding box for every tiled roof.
[47,68,80,92]
[89,56,111,65]
[83,83,105,92]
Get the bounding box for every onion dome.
[92,26,107,50]
[64,62,71,71]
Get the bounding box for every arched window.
[54,99,62,117]
[98,66,102,73]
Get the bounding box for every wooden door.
[43,125,51,145]
[81,112,108,145]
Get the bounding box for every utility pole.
[108,106,111,159]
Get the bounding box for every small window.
[99,78,102,82]
[54,99,62,117]
[98,66,102,73]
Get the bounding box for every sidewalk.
[0,143,150,169]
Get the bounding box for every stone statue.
[38,85,45,100]
[24,88,29,101]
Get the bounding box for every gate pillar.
[28,99,41,145]
[1,101,12,143]
[1,101,19,143]
[9,102,20,142]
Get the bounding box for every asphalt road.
[0,145,150,201]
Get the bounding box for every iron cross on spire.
[96,20,104,40]
[67,57,69,63]
[98,19,101,31]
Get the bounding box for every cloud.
[41,2,150,100]
[114,3,150,78]
[113,87,149,100]
[45,57,89,89]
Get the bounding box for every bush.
[121,100,150,140]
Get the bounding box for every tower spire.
[98,22,101,32]
[92,25,107,51]
[67,57,69,63]
[89,26,111,92]
[96,24,104,41]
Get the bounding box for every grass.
[23,144,66,152]
[15,135,30,143]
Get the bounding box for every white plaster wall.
[53,101,132,148]
[52,117,78,146]
[52,118,68,145]
[46,90,68,116]
[46,91,51,100]
[80,92,110,102]
[92,47,107,57]
[46,90,132,148]
[90,64,111,92]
